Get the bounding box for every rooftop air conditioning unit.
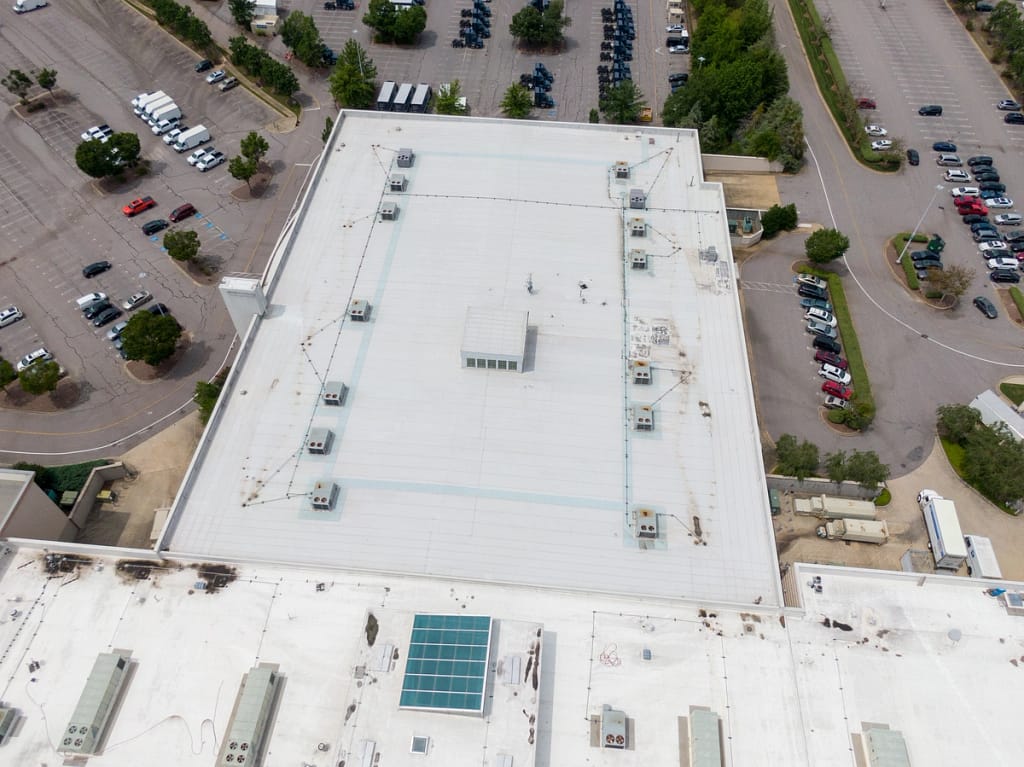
[323,381,347,406]
[307,428,334,455]
[629,188,646,210]
[631,360,651,384]
[396,148,414,168]
[630,249,648,270]
[633,405,654,431]
[311,481,339,511]
[390,174,407,192]
[349,299,370,322]
[633,508,658,539]
[380,202,398,221]
[614,161,629,179]
[699,245,719,263]
[630,217,646,237]
[600,704,627,750]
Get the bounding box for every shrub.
[1009,286,1024,318]
[761,203,798,238]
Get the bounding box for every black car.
[910,250,938,261]
[979,182,1006,193]
[1006,113,1024,125]
[1003,230,1024,243]
[962,214,989,225]
[932,141,956,152]
[812,335,841,354]
[148,303,170,316]
[141,219,169,236]
[1009,241,1024,253]
[83,300,112,320]
[195,59,213,73]
[968,155,993,166]
[971,221,997,233]
[914,259,943,271]
[668,73,688,85]
[974,171,1000,183]
[984,249,1013,260]
[919,105,943,116]
[92,306,123,327]
[976,1,994,10]
[906,148,919,166]
[798,284,828,300]
[990,269,1021,283]
[82,260,112,278]
[974,296,998,318]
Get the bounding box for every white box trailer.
[793,494,877,520]
[133,90,166,115]
[823,518,889,544]
[410,83,432,113]
[376,81,396,111]
[148,103,181,126]
[141,95,173,120]
[919,492,967,571]
[12,0,48,12]
[393,82,414,112]
[964,535,1003,579]
[173,125,210,153]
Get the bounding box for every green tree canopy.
[363,0,426,44]
[805,228,850,264]
[3,69,32,104]
[281,11,325,67]
[392,5,427,44]
[509,0,571,47]
[824,450,848,485]
[108,131,141,168]
[925,264,975,304]
[599,81,646,124]
[0,357,15,387]
[962,423,1024,505]
[328,39,378,108]
[844,450,890,489]
[774,433,820,480]
[500,83,533,119]
[240,131,270,164]
[164,230,200,262]
[760,203,798,238]
[36,68,57,96]
[228,155,259,189]
[76,139,117,178]
[435,80,466,115]
[19,360,60,395]
[229,0,255,27]
[121,311,182,366]
[936,404,983,445]
[195,371,228,424]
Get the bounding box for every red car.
[958,203,988,216]
[122,196,156,217]
[822,380,852,399]
[953,195,978,207]
[856,98,877,109]
[814,350,848,369]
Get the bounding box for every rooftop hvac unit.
[59,652,131,756]
[629,217,646,237]
[629,188,646,209]
[396,147,414,168]
[633,405,654,431]
[630,249,648,270]
[389,174,407,192]
[323,381,347,406]
[613,160,629,179]
[311,481,339,511]
[380,202,398,221]
[349,299,371,322]
[631,360,651,384]
[217,666,281,767]
[600,705,627,750]
[307,428,334,455]
[0,706,18,745]
[633,508,658,539]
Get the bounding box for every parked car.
[982,249,1013,260]
[0,306,24,328]
[797,274,827,289]
[162,127,186,146]
[195,59,213,73]
[979,182,1006,194]
[951,187,979,198]
[187,147,213,166]
[806,319,838,338]
[980,190,1003,200]
[990,268,1021,283]
[148,303,171,316]
[910,250,940,261]
[83,300,112,320]
[856,97,877,109]
[218,77,239,92]
[919,105,943,116]
[871,140,893,151]
[933,141,957,152]
[17,348,52,372]
[122,196,156,217]
[815,350,847,369]
[76,292,106,310]
[906,148,919,166]
[80,124,113,143]
[169,203,196,223]
[92,306,123,327]
[666,24,685,32]
[798,284,828,300]
[197,151,226,172]
[106,320,129,341]
[804,307,836,326]
[813,335,841,354]
[963,214,989,225]
[800,298,833,312]
[122,291,152,311]
[994,213,1022,225]
[818,364,852,385]
[82,260,112,278]
[914,259,943,272]
[945,170,970,183]
[968,155,994,166]
[959,202,989,216]
[823,395,849,410]
[821,380,852,399]
[989,197,1014,208]
[971,221,998,234]
[864,125,888,137]
[205,70,226,84]
[973,296,998,318]
[986,257,1019,270]
[954,195,980,207]
[974,170,1000,183]
[142,219,169,236]
[1005,113,1024,125]
[975,230,1002,242]
[1003,230,1024,243]
[997,99,1021,111]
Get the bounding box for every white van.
[936,154,962,167]
[75,292,107,310]
[17,348,52,372]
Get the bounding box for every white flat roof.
[164,113,779,606]
[461,306,528,358]
[1,548,1022,765]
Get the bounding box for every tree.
[936,404,982,445]
[839,395,876,431]
[509,0,570,47]
[3,69,32,104]
[329,39,378,108]
[435,80,466,115]
[774,433,819,480]
[195,371,227,425]
[589,108,599,123]
[824,450,848,485]
[240,131,270,164]
[281,11,325,67]
[392,5,427,44]
[962,423,1024,505]
[925,264,975,304]
[35,68,57,99]
[229,0,255,28]
[761,203,798,238]
[805,228,850,264]
[121,311,182,366]
[600,80,646,124]
[19,360,60,395]
[228,155,259,190]
[0,357,17,387]
[76,139,117,179]
[164,230,200,262]
[500,84,533,119]
[363,0,399,43]
[844,450,889,489]
[108,131,141,168]
[322,116,334,143]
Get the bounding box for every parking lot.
[0,0,287,454]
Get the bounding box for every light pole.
[697,56,706,70]
[897,184,944,263]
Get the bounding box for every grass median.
[893,232,929,290]
[798,264,875,429]
[1010,286,1024,320]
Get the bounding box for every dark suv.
[83,300,112,320]
[918,104,943,116]
[990,269,1021,283]
[813,335,841,354]
[967,155,993,167]
[169,203,196,223]
[82,260,112,278]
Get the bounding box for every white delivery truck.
[141,95,173,121]
[821,518,889,544]
[173,125,210,153]
[794,494,878,520]
[12,0,47,12]
[133,90,167,116]
[147,102,181,127]
[964,535,1003,579]
[918,490,967,571]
